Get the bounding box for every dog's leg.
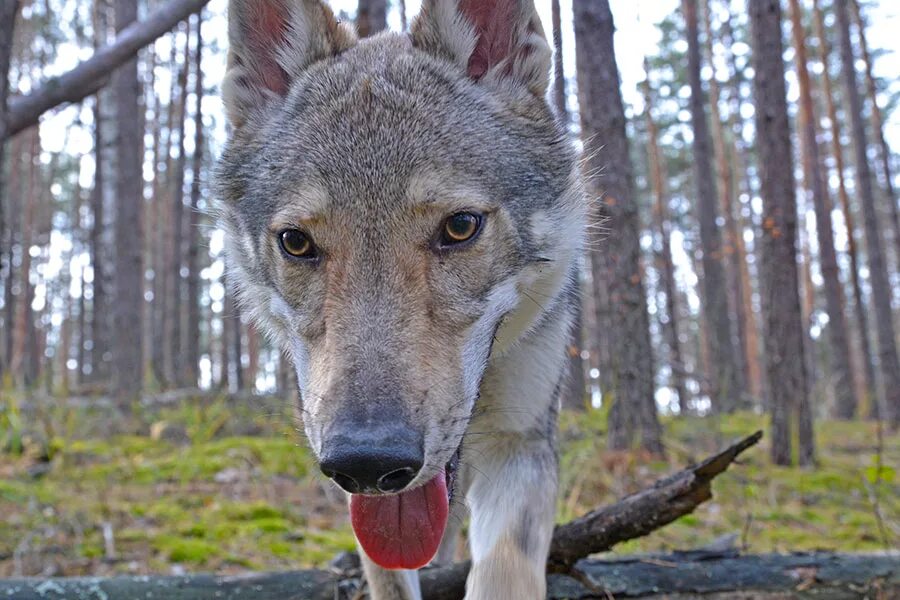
[359,551,422,600]
[463,433,557,600]
[434,463,471,565]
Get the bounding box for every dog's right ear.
[223,0,357,129]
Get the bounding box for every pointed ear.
[410,0,551,97]
[223,0,357,128]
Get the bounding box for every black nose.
[319,429,424,494]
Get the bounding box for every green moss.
[155,536,220,564]
[249,518,291,534]
[223,501,284,521]
[2,403,896,574]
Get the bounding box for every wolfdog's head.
[217,0,583,568]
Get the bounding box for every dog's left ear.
[223,0,357,129]
[410,0,551,97]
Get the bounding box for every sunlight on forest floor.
[0,394,897,577]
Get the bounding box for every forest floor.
[0,392,897,577]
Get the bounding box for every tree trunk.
[246,322,260,392]
[147,48,166,387]
[158,34,179,387]
[811,0,877,419]
[551,0,585,412]
[835,0,900,427]
[111,0,145,405]
[550,0,567,122]
[641,66,690,414]
[701,0,752,412]
[0,0,19,381]
[573,0,663,455]
[683,0,742,414]
[219,271,231,391]
[398,0,407,31]
[77,264,87,387]
[749,0,813,466]
[169,25,190,387]
[2,133,22,378]
[185,10,204,388]
[787,0,857,421]
[10,128,38,387]
[850,0,900,268]
[90,1,113,388]
[356,0,387,38]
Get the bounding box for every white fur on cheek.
[461,278,520,401]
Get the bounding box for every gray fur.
[217,1,585,598]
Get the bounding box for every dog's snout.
[319,428,424,494]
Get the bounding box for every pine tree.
[357,0,387,38]
[834,0,900,426]
[185,10,204,388]
[683,0,743,414]
[111,0,145,404]
[787,0,857,420]
[573,0,663,454]
[749,0,814,465]
[849,0,900,268]
[811,0,877,417]
[641,63,690,414]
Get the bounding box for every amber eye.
[440,212,483,247]
[279,229,317,259]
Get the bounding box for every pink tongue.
[349,471,449,570]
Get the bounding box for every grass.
[0,392,896,577]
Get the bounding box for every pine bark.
[573,0,663,454]
[90,1,112,387]
[551,0,585,411]
[683,0,742,414]
[158,34,179,387]
[356,0,387,38]
[849,0,900,268]
[641,67,690,414]
[170,25,190,386]
[749,0,813,466]
[10,128,38,387]
[2,133,22,378]
[185,11,204,387]
[834,0,900,427]
[111,0,145,404]
[787,0,857,420]
[811,0,877,417]
[219,272,232,391]
[148,49,166,386]
[0,0,19,378]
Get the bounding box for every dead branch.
[547,429,763,572]
[5,0,210,139]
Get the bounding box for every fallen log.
[1,552,896,599]
[5,0,210,139]
[0,432,775,599]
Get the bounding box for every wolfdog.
[217,0,585,597]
